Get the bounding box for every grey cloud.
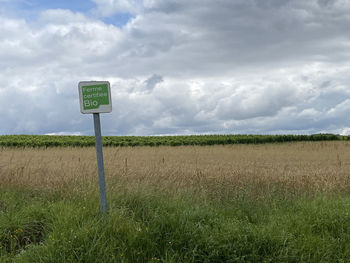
[144,74,163,91]
[1,1,350,135]
[91,0,349,80]
[327,100,350,119]
[101,65,350,135]
[214,84,298,120]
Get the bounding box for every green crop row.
[0,134,348,148]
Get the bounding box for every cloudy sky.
[1,0,350,136]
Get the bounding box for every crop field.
[1,141,350,262]
[0,133,347,147]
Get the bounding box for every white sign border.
[78,81,112,114]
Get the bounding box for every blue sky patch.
[102,13,134,27]
[8,0,95,13]
[0,0,133,27]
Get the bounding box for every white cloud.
[45,132,83,136]
[39,9,88,24]
[340,127,350,136]
[1,1,350,135]
[327,100,350,118]
[92,0,144,16]
[298,108,321,120]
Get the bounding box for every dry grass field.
[1,141,350,198]
[2,141,350,262]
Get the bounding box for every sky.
[1,0,350,136]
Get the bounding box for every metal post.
[93,113,107,214]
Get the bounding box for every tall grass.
[1,142,350,262]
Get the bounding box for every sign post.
[79,81,112,214]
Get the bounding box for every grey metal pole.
[93,113,107,214]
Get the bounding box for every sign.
[78,81,112,114]
[78,80,112,214]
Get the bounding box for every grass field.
[1,141,350,262]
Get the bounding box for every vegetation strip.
[2,188,350,262]
[0,134,348,147]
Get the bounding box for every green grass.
[2,185,350,262]
[0,134,348,148]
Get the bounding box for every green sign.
[82,84,109,110]
[79,81,112,114]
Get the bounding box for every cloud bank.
[0,0,350,135]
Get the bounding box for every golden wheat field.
[1,141,350,198]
